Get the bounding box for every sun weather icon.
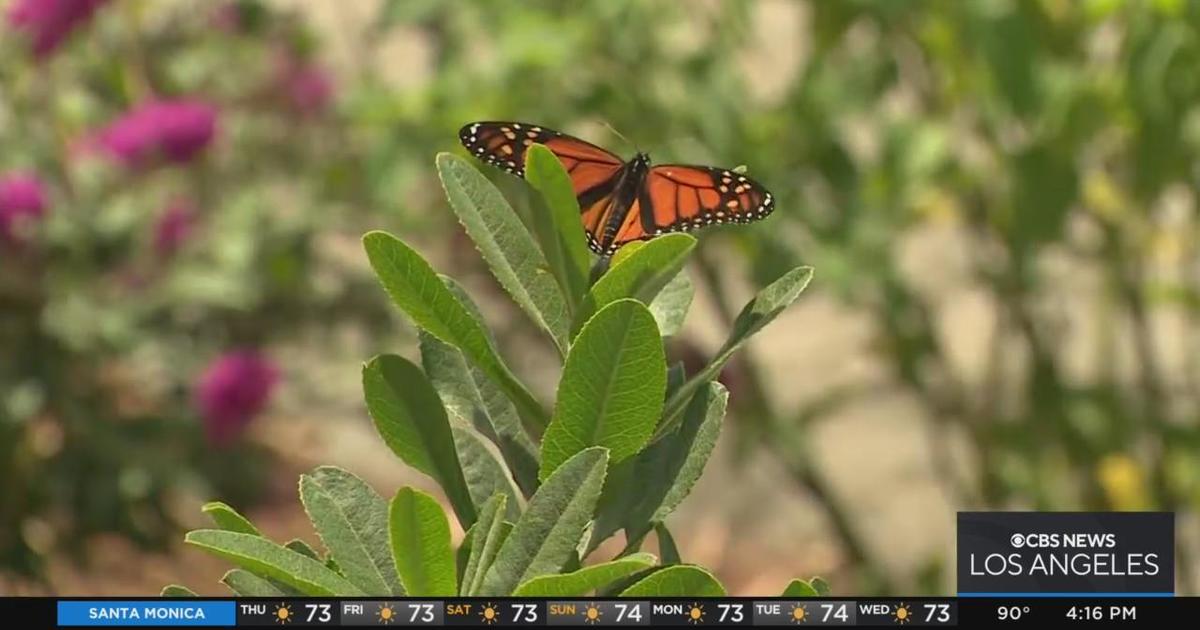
[480,603,499,625]
[687,602,706,624]
[790,603,809,624]
[582,604,603,625]
[893,603,912,624]
[273,603,293,624]
[376,604,396,624]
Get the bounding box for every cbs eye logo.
[1010,533,1059,548]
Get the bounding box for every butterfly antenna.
[602,121,639,154]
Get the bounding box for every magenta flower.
[195,351,279,447]
[273,51,334,116]
[0,172,49,245]
[284,63,335,115]
[153,200,196,259]
[91,99,218,168]
[7,0,108,59]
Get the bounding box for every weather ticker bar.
[17,596,1195,628]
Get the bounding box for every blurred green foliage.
[0,1,391,579]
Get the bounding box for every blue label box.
[57,601,236,627]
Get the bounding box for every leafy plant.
[168,146,819,596]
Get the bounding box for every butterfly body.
[459,121,774,256]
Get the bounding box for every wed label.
[957,512,1174,595]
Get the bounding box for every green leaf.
[655,524,681,565]
[638,382,729,527]
[479,447,610,596]
[619,565,725,596]
[363,231,547,432]
[588,383,726,553]
[201,501,260,536]
[655,266,812,439]
[451,423,524,521]
[781,578,817,597]
[419,279,540,496]
[221,569,286,597]
[185,530,364,596]
[812,577,831,596]
[299,466,403,596]
[284,539,321,560]
[573,234,696,337]
[456,526,473,586]
[437,153,571,354]
[648,270,694,337]
[512,553,657,596]
[363,354,476,527]
[460,494,512,596]
[389,487,458,596]
[160,585,197,597]
[540,300,665,481]
[524,144,592,314]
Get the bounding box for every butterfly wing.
[605,164,774,250]
[460,121,628,254]
[458,121,624,187]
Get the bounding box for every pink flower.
[274,52,334,116]
[153,200,196,259]
[7,0,108,59]
[0,172,48,245]
[284,63,334,115]
[91,99,218,168]
[195,350,279,447]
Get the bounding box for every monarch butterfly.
[459,121,775,256]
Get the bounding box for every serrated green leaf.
[160,585,197,597]
[540,301,665,481]
[524,144,592,313]
[655,266,813,439]
[437,153,571,354]
[363,354,476,527]
[573,234,696,337]
[299,467,402,596]
[451,423,524,521]
[619,565,725,596]
[648,270,694,337]
[185,530,364,596]
[461,494,511,596]
[201,502,260,536]
[419,278,540,497]
[513,553,657,596]
[389,487,458,596]
[363,231,547,432]
[221,569,286,596]
[479,447,610,596]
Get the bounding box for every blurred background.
[2,0,1200,596]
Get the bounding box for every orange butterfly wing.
[460,121,627,254]
[604,164,775,250]
[459,121,623,191]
